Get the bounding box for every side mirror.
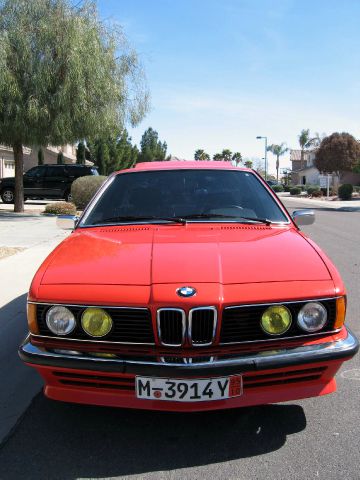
[56,215,79,230]
[292,209,315,226]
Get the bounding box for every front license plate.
[135,375,242,402]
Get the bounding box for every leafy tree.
[57,151,64,164]
[37,148,44,166]
[76,141,86,165]
[213,153,223,161]
[88,129,139,174]
[244,160,253,168]
[314,132,360,178]
[138,127,168,162]
[222,149,232,161]
[232,152,242,165]
[253,158,266,178]
[115,130,139,170]
[0,0,149,212]
[267,143,288,181]
[91,139,110,175]
[194,149,210,161]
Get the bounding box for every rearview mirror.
[56,215,79,230]
[292,209,315,226]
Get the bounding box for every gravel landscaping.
[0,246,26,260]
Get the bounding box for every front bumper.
[19,329,358,411]
[19,328,359,377]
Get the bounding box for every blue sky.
[98,0,360,173]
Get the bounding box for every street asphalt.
[0,199,359,480]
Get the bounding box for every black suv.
[0,164,98,203]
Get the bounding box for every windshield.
[82,169,289,226]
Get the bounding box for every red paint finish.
[22,162,357,411]
[38,224,330,287]
[31,359,341,412]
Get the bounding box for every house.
[0,144,91,178]
[290,149,319,185]
[290,149,360,187]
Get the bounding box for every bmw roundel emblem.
[176,286,197,298]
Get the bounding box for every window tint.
[25,166,45,177]
[83,169,289,226]
[46,166,66,177]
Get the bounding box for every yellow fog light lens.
[81,308,113,337]
[261,305,292,335]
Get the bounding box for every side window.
[26,166,45,177]
[91,168,99,176]
[46,166,65,177]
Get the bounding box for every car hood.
[40,224,331,286]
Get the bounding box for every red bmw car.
[19,161,358,411]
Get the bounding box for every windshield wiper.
[181,213,272,225]
[91,214,273,227]
[236,216,273,226]
[92,215,187,225]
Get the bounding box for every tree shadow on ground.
[0,393,306,480]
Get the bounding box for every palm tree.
[232,152,242,166]
[267,143,288,182]
[194,149,210,161]
[311,132,326,148]
[244,160,253,168]
[221,149,232,161]
[213,153,223,161]
[298,129,315,169]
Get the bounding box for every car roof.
[35,164,93,168]
[119,161,251,173]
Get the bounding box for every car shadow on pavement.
[0,294,44,444]
[0,393,306,479]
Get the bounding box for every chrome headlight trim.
[46,305,76,336]
[297,302,328,332]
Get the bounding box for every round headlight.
[46,306,76,335]
[81,308,113,337]
[261,305,292,335]
[297,302,327,332]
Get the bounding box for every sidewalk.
[0,212,68,248]
[278,192,360,211]
[0,229,69,443]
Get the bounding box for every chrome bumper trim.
[19,329,359,376]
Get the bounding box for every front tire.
[1,188,15,204]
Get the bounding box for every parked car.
[19,161,358,412]
[266,179,278,187]
[0,164,98,203]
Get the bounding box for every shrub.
[71,175,107,209]
[272,184,284,192]
[311,189,322,197]
[306,185,320,196]
[44,202,77,215]
[338,184,353,200]
[283,185,290,192]
[353,185,360,194]
[290,187,301,196]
